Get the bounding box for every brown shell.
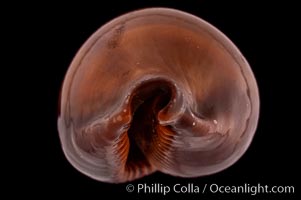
[58,8,259,183]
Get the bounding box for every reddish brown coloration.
[58,8,259,183]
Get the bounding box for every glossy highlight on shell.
[58,8,259,183]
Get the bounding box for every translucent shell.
[58,8,259,183]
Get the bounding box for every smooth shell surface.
[58,8,259,183]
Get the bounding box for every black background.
[11,0,299,199]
